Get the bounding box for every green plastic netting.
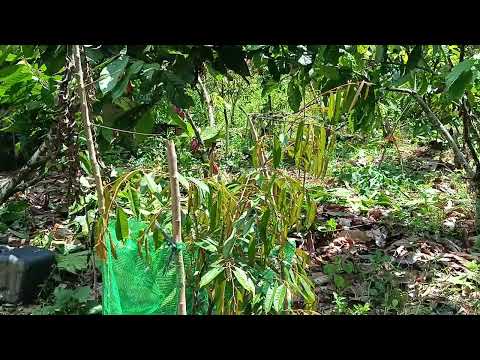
[101,218,207,315]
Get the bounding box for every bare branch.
[385,87,475,178]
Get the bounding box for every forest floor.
[297,139,480,314]
[1,138,480,315]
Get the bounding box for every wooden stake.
[73,45,105,217]
[166,140,187,315]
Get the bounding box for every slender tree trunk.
[475,174,480,234]
[198,73,215,127]
[73,45,105,216]
[248,115,269,176]
[166,140,187,315]
[224,106,229,157]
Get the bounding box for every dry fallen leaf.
[337,229,371,243]
[311,272,330,286]
[366,227,387,247]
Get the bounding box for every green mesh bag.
[101,218,207,315]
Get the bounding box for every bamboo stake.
[166,140,187,315]
[73,45,105,216]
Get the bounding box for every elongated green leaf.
[264,285,276,313]
[306,198,317,229]
[294,121,305,156]
[327,93,336,120]
[298,273,316,304]
[375,45,385,63]
[223,228,237,258]
[115,207,129,241]
[248,235,256,265]
[144,173,158,194]
[273,135,282,168]
[334,89,343,123]
[233,267,255,295]
[199,266,224,288]
[273,284,287,313]
[318,126,327,176]
[259,208,270,249]
[127,186,140,217]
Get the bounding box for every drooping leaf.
[199,266,224,288]
[287,79,302,112]
[273,135,282,168]
[327,93,336,120]
[298,273,316,304]
[127,186,140,217]
[115,207,129,241]
[375,45,386,63]
[264,285,276,313]
[259,208,270,253]
[223,228,237,258]
[273,284,287,313]
[248,235,257,265]
[233,267,255,295]
[143,173,159,194]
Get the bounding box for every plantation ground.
[2,135,479,315]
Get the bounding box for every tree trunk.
[0,134,51,204]
[166,140,187,315]
[475,177,480,234]
[198,73,215,127]
[386,87,475,178]
[248,115,269,176]
[412,93,475,178]
[73,45,105,217]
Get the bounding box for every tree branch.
[385,87,475,178]
[197,71,216,127]
[461,101,480,168]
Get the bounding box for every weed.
[32,285,100,315]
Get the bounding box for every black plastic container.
[0,245,55,304]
